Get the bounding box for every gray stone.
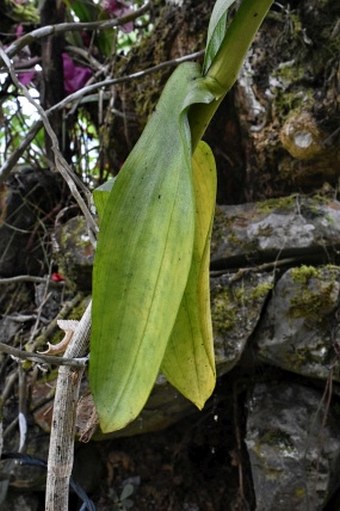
[47,195,340,292]
[245,382,340,511]
[255,265,340,381]
[211,271,274,375]
[211,196,340,266]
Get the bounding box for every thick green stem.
[190,0,273,150]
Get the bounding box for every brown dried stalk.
[45,301,92,511]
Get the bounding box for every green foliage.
[65,0,116,56]
[0,99,46,168]
[90,0,274,433]
[94,142,217,414]
[190,0,274,148]
[93,177,117,219]
[90,62,214,433]
[161,142,216,409]
[3,0,39,23]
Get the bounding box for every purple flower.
[62,53,92,94]
[13,24,36,85]
[18,70,36,86]
[15,24,24,38]
[101,0,134,33]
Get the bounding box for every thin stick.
[0,47,95,509]
[0,45,98,244]
[0,275,63,285]
[2,2,151,61]
[0,50,204,183]
[0,342,87,368]
[45,301,92,511]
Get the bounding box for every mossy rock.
[255,265,340,381]
[211,195,340,266]
[53,216,94,291]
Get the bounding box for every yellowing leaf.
[90,63,215,433]
[161,141,217,409]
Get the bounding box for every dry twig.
[0,275,63,286]
[0,45,98,245]
[45,301,92,511]
[2,2,151,62]
[0,47,96,510]
[0,50,203,183]
[0,342,87,368]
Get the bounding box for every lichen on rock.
[211,271,274,375]
[255,265,340,381]
[246,381,340,511]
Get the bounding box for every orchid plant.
[90,0,274,433]
[1,0,273,435]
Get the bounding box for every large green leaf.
[90,62,215,433]
[92,143,217,410]
[161,141,217,409]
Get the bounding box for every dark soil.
[3,376,254,511]
[74,377,254,511]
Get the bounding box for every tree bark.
[40,0,66,164]
[100,0,339,203]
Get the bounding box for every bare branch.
[0,275,63,286]
[0,342,87,368]
[0,50,204,183]
[0,119,43,183]
[49,50,205,113]
[45,301,92,511]
[2,2,151,62]
[0,44,98,243]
